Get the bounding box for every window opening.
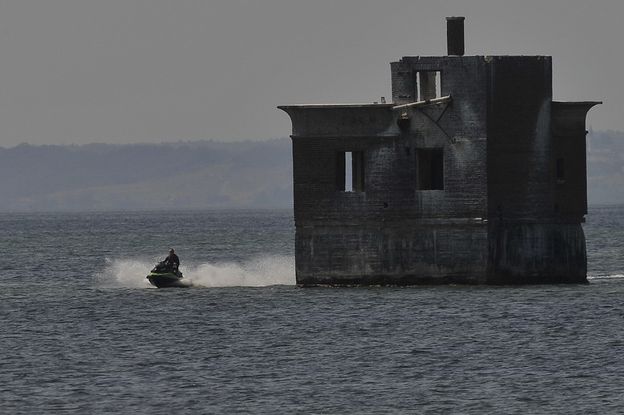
[336,151,365,192]
[417,148,444,190]
[556,158,565,181]
[416,71,442,101]
[345,152,353,192]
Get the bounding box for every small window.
[336,151,365,192]
[417,148,444,190]
[556,158,565,182]
[416,71,442,101]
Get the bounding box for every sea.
[1,206,624,414]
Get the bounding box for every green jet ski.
[146,261,188,288]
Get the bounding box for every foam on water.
[588,274,624,280]
[97,256,296,288]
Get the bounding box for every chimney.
[446,16,465,56]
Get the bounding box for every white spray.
[96,256,295,288]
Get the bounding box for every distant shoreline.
[0,132,622,210]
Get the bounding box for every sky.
[0,0,619,146]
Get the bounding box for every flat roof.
[278,103,394,109]
[395,55,552,63]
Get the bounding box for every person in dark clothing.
[163,248,180,271]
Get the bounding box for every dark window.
[556,158,565,181]
[336,151,365,192]
[416,71,442,101]
[417,148,444,190]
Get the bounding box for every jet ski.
[146,261,188,288]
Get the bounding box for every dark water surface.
[1,207,624,414]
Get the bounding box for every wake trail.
[587,274,624,280]
[96,255,295,288]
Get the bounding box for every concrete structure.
[279,17,600,285]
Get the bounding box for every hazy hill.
[0,132,622,212]
[588,130,624,205]
[0,139,293,211]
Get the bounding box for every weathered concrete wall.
[487,56,553,220]
[552,102,601,220]
[282,57,492,284]
[484,57,590,284]
[296,223,488,285]
[287,133,487,225]
[280,53,595,285]
[395,57,490,223]
[286,124,490,284]
[487,222,587,284]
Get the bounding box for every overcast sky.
[0,0,618,146]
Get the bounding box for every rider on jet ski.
[147,249,185,287]
[163,248,180,271]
